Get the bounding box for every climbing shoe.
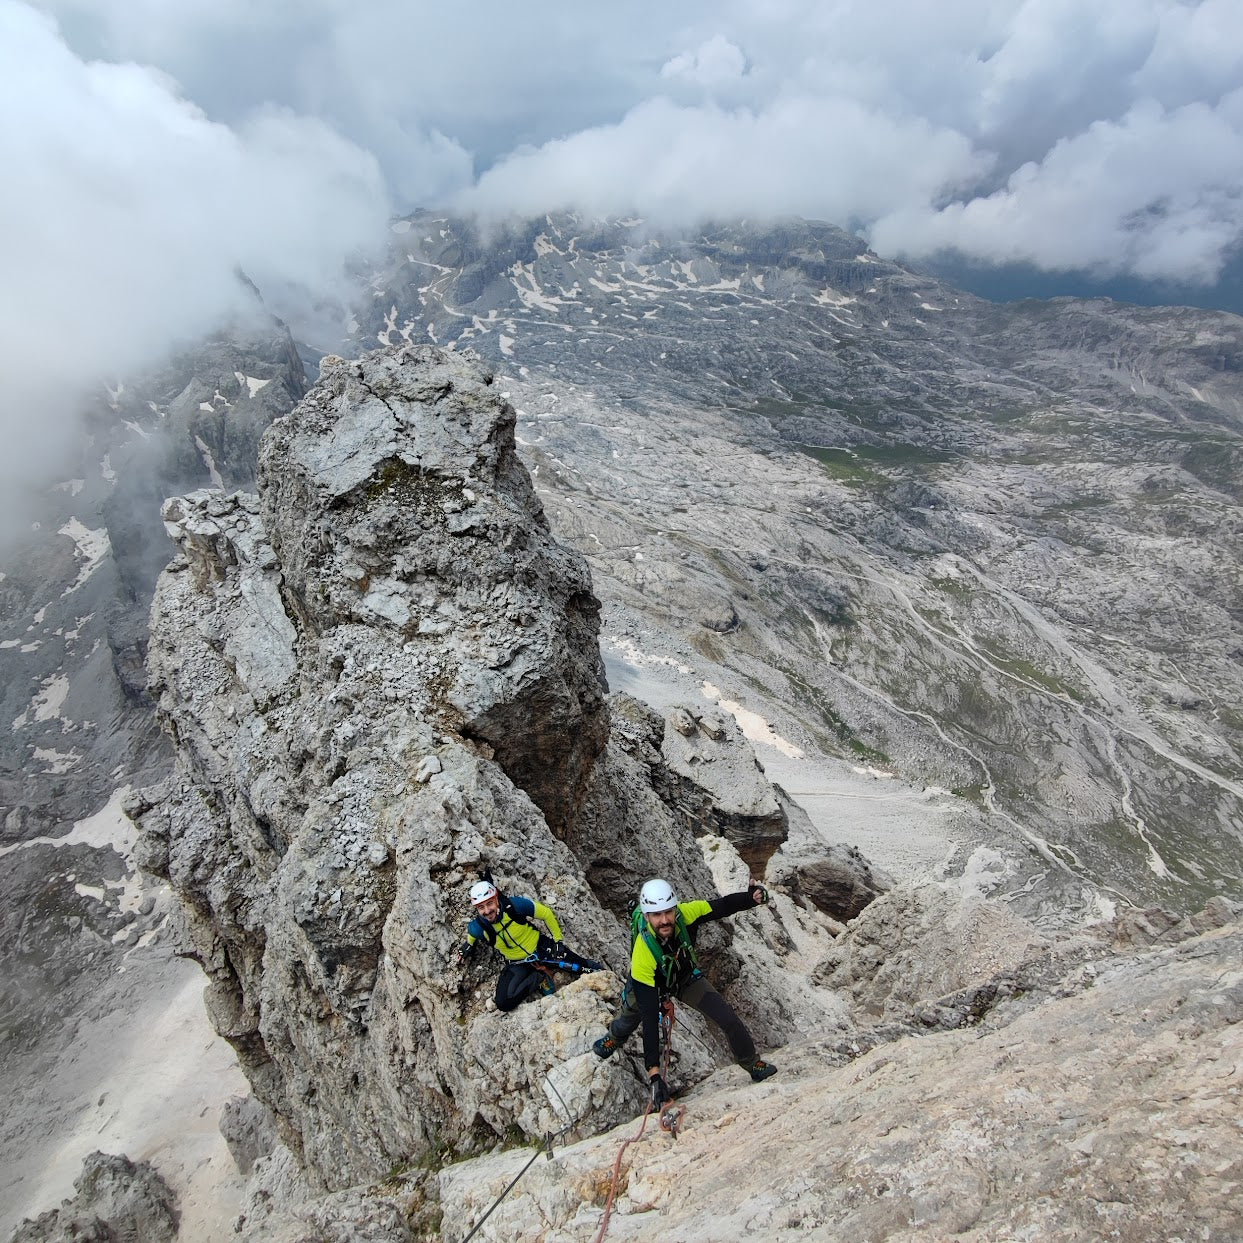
[537,973,557,997]
[743,1058,777,1083]
[592,1034,619,1059]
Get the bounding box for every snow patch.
[511,262,565,313]
[815,289,856,308]
[32,674,70,723]
[701,681,804,758]
[235,371,272,398]
[193,435,224,489]
[605,636,692,676]
[58,519,111,593]
[0,786,134,859]
[34,746,80,774]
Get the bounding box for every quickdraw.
[659,1103,686,1136]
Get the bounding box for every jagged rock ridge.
[129,344,862,1192]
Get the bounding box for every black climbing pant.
[494,935,598,1012]
[607,974,756,1063]
[495,960,546,1012]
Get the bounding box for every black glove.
[549,941,567,960]
[750,883,769,905]
[649,1075,670,1109]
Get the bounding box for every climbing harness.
[630,905,701,993]
[593,997,683,1243]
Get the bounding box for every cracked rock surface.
[129,344,870,1191]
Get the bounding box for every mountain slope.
[330,212,1243,913]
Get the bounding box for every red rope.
[592,1001,679,1243]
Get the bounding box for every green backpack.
[630,905,701,992]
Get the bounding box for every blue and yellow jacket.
[465,896,564,963]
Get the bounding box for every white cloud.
[460,94,990,230]
[871,93,1243,283]
[661,35,748,88]
[1,0,1240,534]
[0,0,390,533]
[20,1,1242,294]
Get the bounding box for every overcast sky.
[3,0,1242,524]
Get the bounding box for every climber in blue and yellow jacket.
[592,878,777,1106]
[457,879,602,1011]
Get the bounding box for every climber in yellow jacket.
[457,879,602,1011]
[592,877,777,1105]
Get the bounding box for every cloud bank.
[4,0,1243,530]
[0,0,389,524]
[28,0,1243,287]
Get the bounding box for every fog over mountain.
[5,0,1243,537]
[3,5,1243,1238]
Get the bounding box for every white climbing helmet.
[639,878,678,914]
[470,880,499,906]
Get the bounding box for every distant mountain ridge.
[332,211,1243,912]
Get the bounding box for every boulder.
[9,1152,177,1243]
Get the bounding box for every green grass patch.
[973,637,1084,701]
[798,440,952,484]
[798,445,886,486]
[951,783,989,807]
[929,575,975,600]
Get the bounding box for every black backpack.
[475,869,532,948]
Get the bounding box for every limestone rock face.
[132,345,856,1190]
[9,1152,178,1243]
[818,856,1058,1020]
[256,347,610,838]
[766,794,892,922]
[657,704,787,872]
[438,920,1243,1242]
